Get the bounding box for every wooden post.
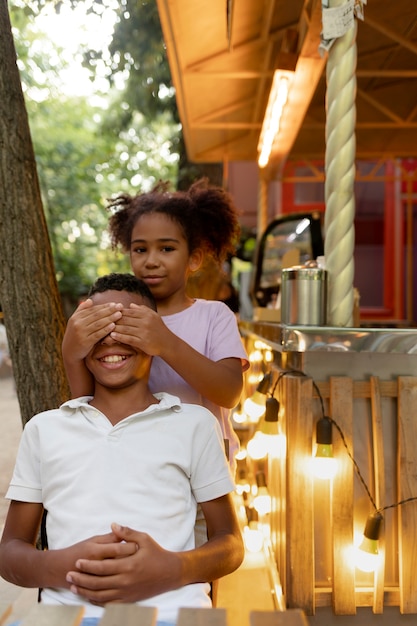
[397,376,417,613]
[20,604,84,626]
[370,376,386,613]
[177,607,228,626]
[284,375,315,614]
[330,377,356,614]
[98,604,157,626]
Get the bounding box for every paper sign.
[322,0,355,40]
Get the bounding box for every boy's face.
[85,289,152,390]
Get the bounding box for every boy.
[0,273,244,626]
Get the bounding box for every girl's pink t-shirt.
[148,299,249,464]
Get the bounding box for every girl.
[62,179,249,469]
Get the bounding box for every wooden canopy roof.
[156,0,417,173]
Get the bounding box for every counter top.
[239,321,417,354]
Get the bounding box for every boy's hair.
[88,273,157,311]
[107,178,241,265]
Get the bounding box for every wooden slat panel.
[250,608,308,626]
[397,376,417,613]
[284,376,314,614]
[0,602,11,626]
[330,377,356,614]
[370,376,386,613]
[177,607,228,626]
[20,604,84,626]
[98,603,157,626]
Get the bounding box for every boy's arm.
[182,492,244,583]
[62,299,123,397]
[0,501,137,589]
[65,493,244,604]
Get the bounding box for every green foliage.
[106,0,177,120]
[9,0,180,312]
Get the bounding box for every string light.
[246,431,268,460]
[355,512,383,572]
[240,366,417,580]
[257,396,286,458]
[313,415,337,479]
[236,469,251,496]
[260,397,280,436]
[253,471,272,516]
[243,507,264,552]
[243,372,271,422]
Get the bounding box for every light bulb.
[355,513,383,573]
[253,472,271,516]
[247,431,268,459]
[248,349,263,364]
[313,417,337,479]
[244,524,264,552]
[313,444,337,479]
[254,396,286,457]
[259,397,279,436]
[232,407,247,424]
[253,492,272,516]
[235,469,250,496]
[243,373,271,422]
[235,448,247,461]
[243,393,267,421]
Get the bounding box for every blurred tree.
[15,0,222,187]
[0,0,70,425]
[10,0,181,313]
[102,0,223,188]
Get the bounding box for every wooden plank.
[330,377,356,615]
[20,604,84,626]
[397,376,417,613]
[177,607,228,626]
[268,389,287,599]
[370,376,386,613]
[98,604,157,626]
[314,380,397,400]
[315,586,401,607]
[284,375,314,614]
[0,602,11,626]
[250,608,308,626]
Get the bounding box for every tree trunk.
[0,0,70,425]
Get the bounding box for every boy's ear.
[188,248,204,272]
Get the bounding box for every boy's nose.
[100,333,117,345]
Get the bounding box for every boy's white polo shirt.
[6,393,235,622]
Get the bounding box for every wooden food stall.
[239,320,417,623]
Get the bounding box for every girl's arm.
[65,493,244,604]
[160,341,243,408]
[111,306,245,408]
[62,299,123,397]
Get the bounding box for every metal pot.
[281,261,327,326]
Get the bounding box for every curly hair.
[107,178,241,265]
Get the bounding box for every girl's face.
[129,213,202,305]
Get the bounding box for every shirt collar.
[61,392,182,416]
